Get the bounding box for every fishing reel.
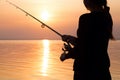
[60,42,72,61]
[62,42,72,52]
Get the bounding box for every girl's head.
[83,0,108,11]
[83,0,114,39]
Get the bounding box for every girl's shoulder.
[79,13,92,22]
[79,13,91,20]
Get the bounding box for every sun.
[41,10,49,21]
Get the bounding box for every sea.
[0,40,119,80]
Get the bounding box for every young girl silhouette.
[60,0,114,80]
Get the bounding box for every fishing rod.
[6,0,63,37]
[6,0,73,57]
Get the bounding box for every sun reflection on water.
[41,40,50,76]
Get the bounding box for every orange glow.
[41,40,50,76]
[40,10,50,21]
[0,0,120,39]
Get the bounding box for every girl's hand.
[62,35,77,45]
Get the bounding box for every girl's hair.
[84,0,114,39]
[84,0,109,12]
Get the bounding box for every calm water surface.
[0,40,120,80]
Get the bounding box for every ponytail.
[102,1,114,40]
[104,5,114,40]
[103,4,110,13]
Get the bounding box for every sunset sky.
[0,0,120,40]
